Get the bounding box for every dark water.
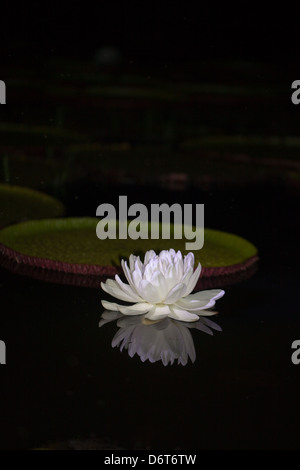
[0,2,299,451]
[0,182,299,450]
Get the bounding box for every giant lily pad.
[0,184,65,227]
[0,217,258,288]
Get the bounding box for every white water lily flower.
[101,249,225,322]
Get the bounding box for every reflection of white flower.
[99,311,222,366]
[101,249,224,322]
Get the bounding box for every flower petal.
[129,254,136,272]
[174,253,183,279]
[169,306,200,322]
[164,282,188,304]
[181,266,193,287]
[135,257,144,276]
[132,269,143,290]
[101,299,124,311]
[184,263,202,295]
[192,309,219,316]
[175,297,207,309]
[137,280,163,303]
[144,250,157,264]
[185,289,225,302]
[183,252,194,272]
[145,305,171,321]
[178,289,225,310]
[118,302,152,315]
[115,275,143,302]
[101,280,136,303]
[149,271,169,298]
[121,259,134,285]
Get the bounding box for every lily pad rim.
[0,217,258,276]
[0,241,259,282]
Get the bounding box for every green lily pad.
[0,184,65,227]
[0,217,258,287]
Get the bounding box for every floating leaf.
[0,184,65,227]
[0,217,258,288]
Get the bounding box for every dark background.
[0,3,298,64]
[0,2,299,451]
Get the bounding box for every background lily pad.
[0,123,85,146]
[0,184,65,227]
[61,135,300,193]
[0,217,258,288]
